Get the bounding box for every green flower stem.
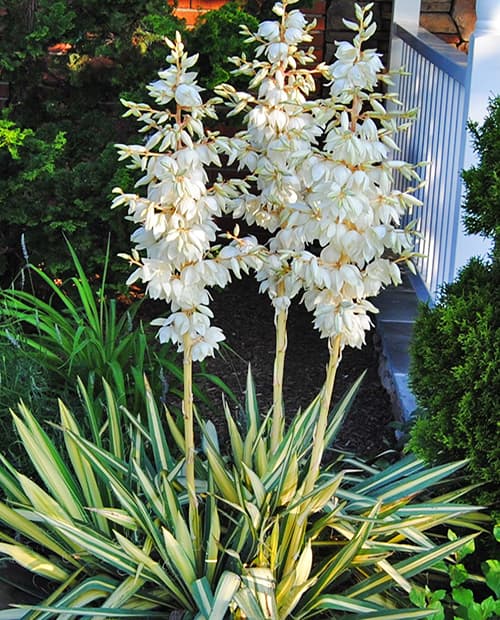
[271,283,288,452]
[182,332,200,551]
[304,335,342,494]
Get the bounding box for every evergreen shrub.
[408,259,500,507]
[408,97,500,509]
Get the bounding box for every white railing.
[389,0,498,299]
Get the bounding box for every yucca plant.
[0,372,487,618]
[196,369,487,619]
[0,377,243,618]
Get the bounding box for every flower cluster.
[112,33,262,361]
[218,0,421,349]
[114,1,421,357]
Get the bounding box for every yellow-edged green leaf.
[113,531,191,607]
[192,576,214,615]
[278,454,298,506]
[211,571,241,618]
[162,527,197,588]
[143,375,174,472]
[243,567,278,620]
[132,460,166,521]
[345,533,479,599]
[225,404,244,468]
[377,460,469,503]
[0,542,69,582]
[85,507,137,531]
[352,455,426,495]
[204,442,240,505]
[41,515,140,576]
[59,400,110,535]
[350,609,435,619]
[164,405,186,453]
[0,501,77,566]
[242,463,266,508]
[102,379,123,461]
[12,406,85,521]
[18,473,71,522]
[309,593,380,614]
[204,477,220,582]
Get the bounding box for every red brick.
[438,33,462,44]
[174,7,206,27]
[173,0,192,8]
[312,16,326,32]
[421,1,453,11]
[420,13,459,35]
[191,0,227,10]
[310,31,325,51]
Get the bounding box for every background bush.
[0,0,185,285]
[408,97,500,509]
[408,258,500,507]
[187,2,259,89]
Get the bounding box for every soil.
[198,273,397,459]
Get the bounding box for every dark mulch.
[200,274,397,458]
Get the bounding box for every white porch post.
[391,0,422,29]
[389,0,422,86]
[455,0,500,271]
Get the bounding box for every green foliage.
[0,370,485,617]
[408,258,500,508]
[0,118,133,282]
[1,0,184,110]
[0,244,232,422]
[462,97,500,249]
[0,0,260,283]
[187,2,259,89]
[0,0,185,283]
[410,526,500,620]
[0,111,32,159]
[408,94,500,510]
[0,338,53,469]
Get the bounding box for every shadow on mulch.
[197,274,397,459]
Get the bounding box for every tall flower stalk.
[217,0,325,450]
[112,33,261,549]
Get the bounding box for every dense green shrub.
[187,2,259,89]
[0,115,135,283]
[0,0,184,284]
[462,97,500,248]
[0,0,185,119]
[408,97,500,510]
[408,259,500,506]
[0,0,265,284]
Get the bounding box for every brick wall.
[301,0,328,61]
[420,0,476,51]
[325,1,393,65]
[170,0,228,27]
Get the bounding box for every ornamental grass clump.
[0,1,488,618]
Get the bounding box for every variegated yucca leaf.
[0,365,486,619]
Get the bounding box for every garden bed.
[199,273,396,458]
